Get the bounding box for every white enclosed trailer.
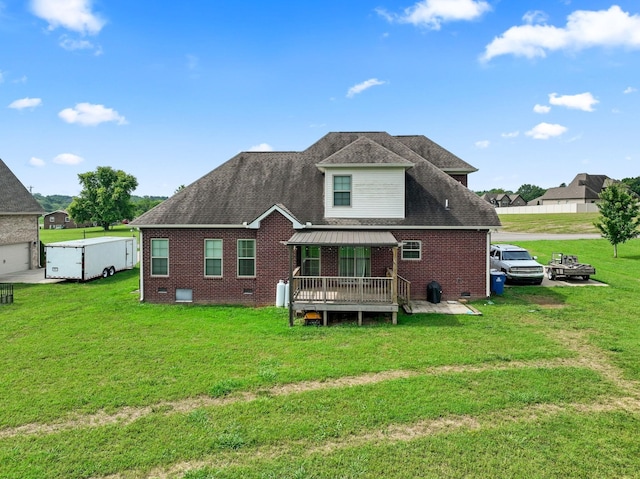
[45,236,137,281]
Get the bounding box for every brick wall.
[140,219,489,305]
[140,210,295,305]
[393,229,488,301]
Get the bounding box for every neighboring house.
[0,158,45,274]
[43,210,91,229]
[131,132,501,324]
[481,192,527,207]
[531,173,615,205]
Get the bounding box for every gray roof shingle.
[132,132,500,228]
[0,159,44,215]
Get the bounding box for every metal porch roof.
[285,230,400,246]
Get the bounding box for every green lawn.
[2,228,640,477]
[39,224,139,244]
[497,212,600,234]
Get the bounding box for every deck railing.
[292,276,394,304]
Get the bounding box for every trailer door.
[125,239,135,268]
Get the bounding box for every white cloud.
[501,131,519,138]
[59,34,99,52]
[624,86,637,94]
[58,102,127,126]
[475,140,490,149]
[549,92,598,111]
[525,122,568,140]
[29,157,46,167]
[53,153,84,165]
[522,10,548,25]
[346,78,386,98]
[8,97,42,110]
[533,104,551,114]
[30,0,105,35]
[248,143,274,152]
[379,0,491,30]
[482,5,640,62]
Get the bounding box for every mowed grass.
[2,216,640,478]
[40,224,139,244]
[497,212,600,234]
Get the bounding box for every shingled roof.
[534,173,614,203]
[132,132,500,229]
[0,158,44,215]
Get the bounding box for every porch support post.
[358,310,362,326]
[392,246,398,325]
[288,244,294,327]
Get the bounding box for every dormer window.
[333,175,351,206]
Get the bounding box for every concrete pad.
[0,268,64,284]
[407,300,481,316]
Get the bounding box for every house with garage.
[0,158,45,274]
[531,173,615,205]
[131,132,501,324]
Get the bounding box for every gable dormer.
[316,137,413,219]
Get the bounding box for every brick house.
[0,158,44,274]
[131,132,501,324]
[43,210,91,229]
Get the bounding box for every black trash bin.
[427,280,442,304]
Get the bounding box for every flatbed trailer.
[546,253,595,281]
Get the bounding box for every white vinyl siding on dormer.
[324,167,405,218]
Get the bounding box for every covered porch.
[285,231,410,326]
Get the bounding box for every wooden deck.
[291,276,398,325]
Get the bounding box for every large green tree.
[516,184,546,203]
[594,183,640,257]
[68,166,138,230]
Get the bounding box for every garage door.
[0,243,30,275]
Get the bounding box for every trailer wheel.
[547,269,556,280]
[108,266,116,276]
[102,268,109,278]
[583,275,590,281]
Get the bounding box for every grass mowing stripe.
[1,270,570,428]
[186,410,640,479]
[0,367,616,479]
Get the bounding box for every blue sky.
[1,0,639,197]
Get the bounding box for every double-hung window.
[333,175,351,206]
[151,239,169,276]
[237,239,256,277]
[204,239,223,277]
[402,241,422,260]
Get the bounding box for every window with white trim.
[237,239,256,277]
[402,241,421,260]
[333,175,351,206]
[204,239,223,277]
[151,239,169,276]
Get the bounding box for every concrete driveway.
[0,268,63,284]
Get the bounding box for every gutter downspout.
[486,231,491,297]
[139,229,144,302]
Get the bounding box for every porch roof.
[286,230,400,247]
